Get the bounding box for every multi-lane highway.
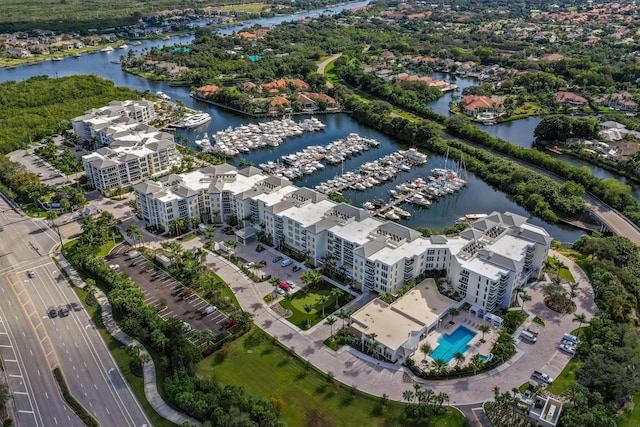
[0,197,151,427]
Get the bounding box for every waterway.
[0,4,584,242]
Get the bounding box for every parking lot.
[108,246,230,343]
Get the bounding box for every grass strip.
[53,367,99,427]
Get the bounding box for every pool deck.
[420,314,497,367]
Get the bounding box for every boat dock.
[365,168,467,221]
[203,117,325,156]
[260,133,380,180]
[313,148,428,195]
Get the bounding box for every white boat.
[410,194,431,207]
[119,44,129,49]
[456,214,488,224]
[100,46,114,52]
[130,41,142,46]
[156,91,171,101]
[52,57,63,61]
[362,202,375,210]
[394,207,411,218]
[181,113,212,129]
[195,133,211,150]
[385,210,400,220]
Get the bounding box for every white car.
[558,343,576,355]
[285,280,296,288]
[202,306,217,315]
[276,287,285,295]
[109,264,120,270]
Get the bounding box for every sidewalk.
[55,254,202,427]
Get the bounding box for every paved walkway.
[175,236,598,407]
[55,254,202,427]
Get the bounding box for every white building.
[72,100,157,142]
[82,127,180,195]
[133,164,551,313]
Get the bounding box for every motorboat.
[385,210,400,220]
[195,133,211,150]
[410,194,431,207]
[393,207,411,219]
[180,112,212,129]
[100,46,114,52]
[156,91,171,101]
[119,44,129,49]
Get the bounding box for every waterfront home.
[594,91,638,111]
[462,95,503,116]
[555,91,588,107]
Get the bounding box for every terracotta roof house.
[541,53,564,62]
[268,96,291,114]
[262,78,310,94]
[196,85,220,96]
[308,93,339,109]
[237,31,257,39]
[297,94,317,110]
[556,91,588,106]
[381,51,396,60]
[462,95,503,116]
[594,91,638,111]
[241,81,257,92]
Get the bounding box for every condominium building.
[81,124,180,194]
[133,164,551,313]
[72,100,157,142]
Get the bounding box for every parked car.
[279,282,291,292]
[258,260,268,267]
[48,306,58,318]
[281,259,293,267]
[272,256,283,263]
[202,306,217,315]
[58,305,70,317]
[182,322,192,332]
[126,251,141,260]
[171,286,184,296]
[292,265,301,272]
[558,343,576,355]
[109,264,120,270]
[532,370,554,384]
[285,280,296,288]
[224,319,237,329]
[275,287,285,295]
[27,270,36,278]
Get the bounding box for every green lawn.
[196,328,466,427]
[618,389,640,427]
[558,266,575,282]
[546,357,581,395]
[279,281,348,329]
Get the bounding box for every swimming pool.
[429,326,477,364]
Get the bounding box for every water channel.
[0,4,585,242]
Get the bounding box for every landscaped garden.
[278,279,349,329]
[196,328,466,427]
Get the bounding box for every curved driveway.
[179,236,598,406]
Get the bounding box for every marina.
[313,148,427,195]
[259,133,380,180]
[201,117,325,157]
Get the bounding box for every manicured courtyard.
[196,328,466,427]
[278,280,349,329]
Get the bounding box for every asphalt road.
[0,196,150,427]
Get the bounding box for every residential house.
[462,95,504,116]
[556,91,588,106]
[297,94,317,110]
[594,91,638,111]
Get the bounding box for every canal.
[0,6,585,242]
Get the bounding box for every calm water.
[0,8,584,242]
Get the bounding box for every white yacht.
[100,46,114,52]
[181,113,212,129]
[156,91,171,101]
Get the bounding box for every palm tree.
[453,352,465,367]
[331,287,345,308]
[337,309,350,330]
[520,292,532,312]
[324,316,336,336]
[300,270,322,291]
[402,390,414,403]
[572,313,587,338]
[126,224,142,248]
[432,358,448,374]
[365,332,377,353]
[478,324,491,341]
[223,239,239,261]
[469,354,484,375]
[448,307,459,322]
[320,295,330,317]
[303,304,313,328]
[420,343,432,365]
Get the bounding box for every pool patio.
[417,311,497,367]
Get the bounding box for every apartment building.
[133,164,551,313]
[72,100,157,142]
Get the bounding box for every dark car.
[258,260,267,267]
[58,305,70,317]
[48,306,58,318]
[272,256,283,263]
[292,265,301,272]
